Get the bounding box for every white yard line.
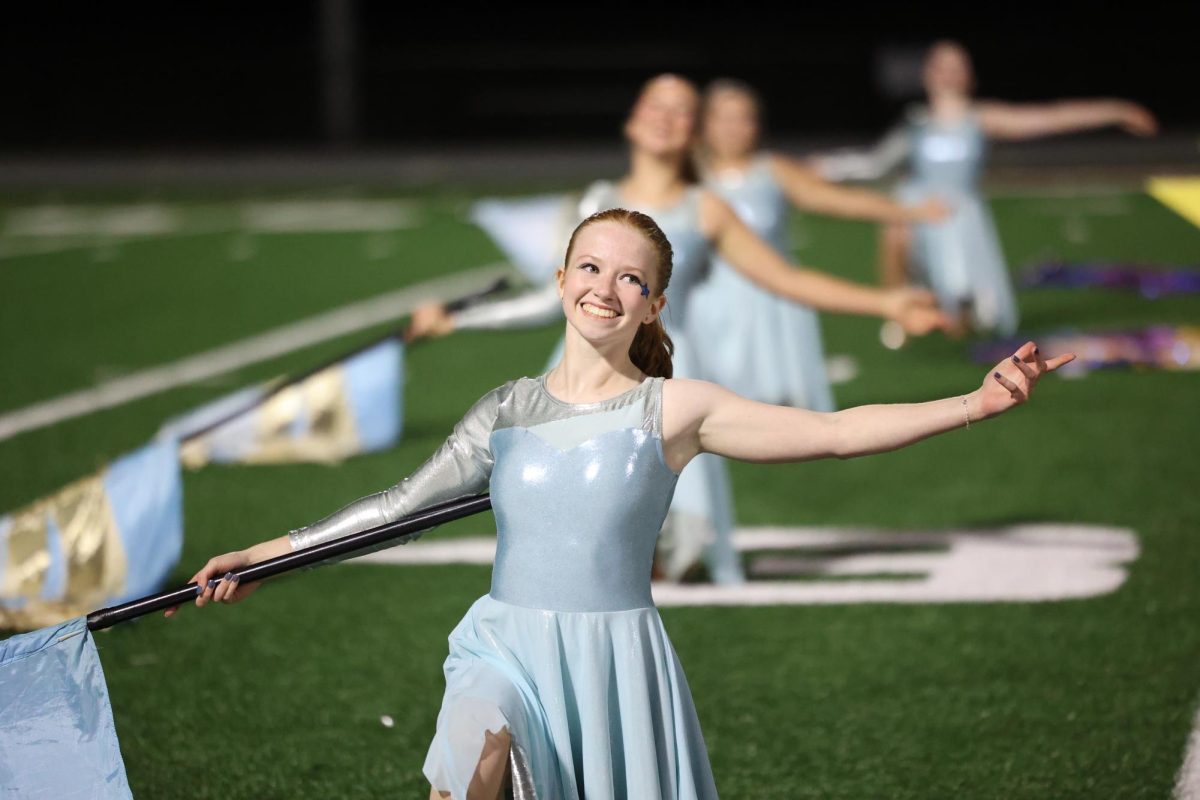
[1175,699,1200,800]
[353,524,1138,606]
[0,263,512,442]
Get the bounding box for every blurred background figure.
[409,74,947,585]
[691,78,947,410]
[817,40,1158,341]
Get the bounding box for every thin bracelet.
[961,395,971,429]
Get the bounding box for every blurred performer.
[692,78,947,409]
[817,40,1157,338]
[410,74,948,585]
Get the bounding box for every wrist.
[880,289,904,320]
[964,390,987,424]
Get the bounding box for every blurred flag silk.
[170,337,404,468]
[0,437,183,631]
[470,193,578,283]
[0,616,133,797]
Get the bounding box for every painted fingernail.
[1034,346,1040,355]
[223,572,234,582]
[1011,356,1020,364]
[195,584,205,596]
[230,574,240,583]
[993,371,1002,379]
[207,579,219,589]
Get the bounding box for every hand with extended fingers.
[162,549,261,618]
[884,287,954,335]
[1117,102,1158,137]
[973,340,1076,420]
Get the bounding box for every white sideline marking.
[240,200,416,232]
[352,523,1139,606]
[3,204,182,238]
[0,199,421,259]
[1176,699,1200,799]
[0,263,512,441]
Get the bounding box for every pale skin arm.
[769,154,947,224]
[698,190,950,334]
[976,99,1158,141]
[162,535,291,615]
[662,341,1074,472]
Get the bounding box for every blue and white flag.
[0,616,132,797]
[171,337,405,468]
[470,193,577,284]
[0,437,183,631]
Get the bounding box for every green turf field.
[2,186,1198,798]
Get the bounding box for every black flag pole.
[86,493,493,631]
[178,276,511,444]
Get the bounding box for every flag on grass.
[0,616,132,798]
[0,437,182,631]
[172,337,404,468]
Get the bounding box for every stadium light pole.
[320,0,360,147]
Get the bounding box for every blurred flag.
[172,337,404,468]
[973,326,1200,375]
[1021,261,1200,297]
[470,193,578,283]
[0,437,182,631]
[0,616,132,797]
[1148,176,1200,229]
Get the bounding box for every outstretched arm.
[770,154,946,224]
[977,99,1157,141]
[166,383,509,615]
[662,342,1073,471]
[811,124,911,182]
[699,191,949,334]
[408,281,563,340]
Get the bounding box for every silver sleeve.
[814,125,910,183]
[287,383,510,553]
[451,280,564,331]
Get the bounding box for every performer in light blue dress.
[179,208,1072,799]
[690,79,946,409]
[818,40,1157,336]
[410,74,949,586]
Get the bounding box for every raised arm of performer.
[768,154,946,223]
[662,339,1069,473]
[408,188,949,341]
[975,99,1157,140]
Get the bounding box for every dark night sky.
[2,4,1195,151]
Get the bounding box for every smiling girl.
[411,74,951,587]
[173,209,1072,800]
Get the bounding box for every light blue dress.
[687,156,836,411]
[899,111,1019,334]
[290,376,718,798]
[454,181,744,586]
[424,376,717,799]
[820,108,1020,335]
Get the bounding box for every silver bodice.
[289,376,676,612]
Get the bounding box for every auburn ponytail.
[629,317,675,379]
